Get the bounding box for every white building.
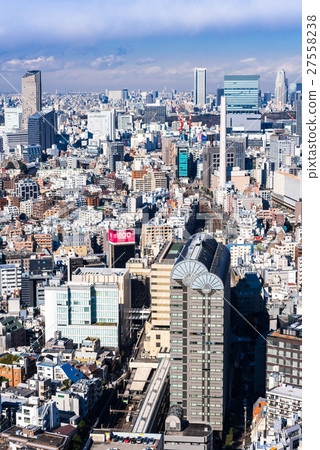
[0,264,22,296]
[5,107,22,132]
[87,110,115,140]
[44,267,131,347]
[194,68,206,107]
[78,206,104,226]
[16,397,60,431]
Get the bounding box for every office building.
[106,142,124,172]
[144,104,166,124]
[296,94,302,142]
[170,233,230,434]
[269,132,296,170]
[22,70,42,128]
[224,75,260,113]
[162,136,175,166]
[176,143,189,178]
[105,228,135,268]
[194,68,207,107]
[216,88,224,107]
[22,145,42,162]
[5,107,22,132]
[44,267,130,348]
[275,69,288,111]
[28,109,55,151]
[266,316,302,388]
[87,110,115,140]
[224,75,261,132]
[202,145,237,190]
[219,96,227,187]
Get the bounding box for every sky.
[0,0,302,93]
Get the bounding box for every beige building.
[141,218,173,258]
[133,170,168,192]
[144,241,185,357]
[22,70,42,128]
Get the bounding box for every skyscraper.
[224,75,261,132]
[219,96,227,187]
[275,69,288,111]
[22,70,42,128]
[194,68,207,107]
[224,75,260,113]
[170,233,230,434]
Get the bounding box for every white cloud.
[240,57,256,63]
[91,55,125,70]
[137,57,156,65]
[2,56,55,71]
[0,1,301,45]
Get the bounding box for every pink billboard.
[108,229,135,244]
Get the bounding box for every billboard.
[108,229,135,244]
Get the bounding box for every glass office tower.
[224,75,260,113]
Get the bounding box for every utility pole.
[243,398,247,449]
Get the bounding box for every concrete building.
[5,107,22,132]
[15,179,40,201]
[87,110,115,140]
[266,316,302,388]
[16,398,60,431]
[170,233,230,434]
[164,405,214,450]
[22,70,42,128]
[45,267,130,347]
[0,264,22,296]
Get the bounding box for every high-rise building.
[216,88,224,107]
[144,104,166,124]
[87,110,115,140]
[194,68,207,107]
[170,233,230,434]
[176,144,189,178]
[22,70,42,128]
[106,142,124,172]
[275,69,288,111]
[219,96,227,187]
[224,75,260,113]
[28,109,55,151]
[224,75,261,132]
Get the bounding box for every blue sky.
[0,0,302,93]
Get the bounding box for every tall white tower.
[194,68,206,107]
[219,96,227,187]
[275,69,288,111]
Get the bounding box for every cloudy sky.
[0,0,302,93]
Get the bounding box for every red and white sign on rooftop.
[108,229,135,244]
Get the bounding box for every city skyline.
[0,0,302,93]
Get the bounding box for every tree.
[225,427,234,448]
[5,161,15,170]
[19,162,28,173]
[71,434,83,450]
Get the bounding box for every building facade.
[169,233,230,434]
